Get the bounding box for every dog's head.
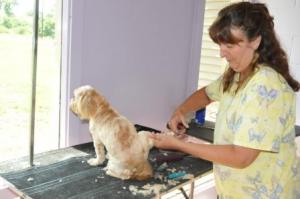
[70,85,107,120]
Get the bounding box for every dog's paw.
[106,169,131,180]
[87,158,104,166]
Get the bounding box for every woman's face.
[219,28,260,76]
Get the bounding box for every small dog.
[70,85,154,180]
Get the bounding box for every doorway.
[0,0,62,162]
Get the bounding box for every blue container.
[195,108,206,125]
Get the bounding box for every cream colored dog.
[70,85,154,180]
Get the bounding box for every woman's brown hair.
[209,2,300,92]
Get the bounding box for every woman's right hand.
[168,109,189,134]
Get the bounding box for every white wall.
[260,0,300,125]
[61,0,205,146]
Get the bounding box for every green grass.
[0,34,60,161]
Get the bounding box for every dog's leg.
[105,160,132,180]
[88,142,105,166]
[106,168,131,180]
[138,131,154,158]
[134,161,153,180]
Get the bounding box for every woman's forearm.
[176,87,212,115]
[176,141,260,169]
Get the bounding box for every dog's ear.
[78,89,99,119]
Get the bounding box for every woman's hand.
[149,133,183,150]
[168,109,189,134]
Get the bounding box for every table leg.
[189,180,195,199]
[179,187,189,199]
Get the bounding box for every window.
[198,0,242,122]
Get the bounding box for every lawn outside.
[0,34,60,162]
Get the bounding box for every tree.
[0,0,18,16]
[39,14,55,38]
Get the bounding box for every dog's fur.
[70,85,154,180]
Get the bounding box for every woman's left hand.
[149,133,182,150]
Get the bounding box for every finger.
[166,122,171,130]
[179,116,189,128]
[177,128,186,134]
[167,121,175,130]
[148,133,159,140]
[169,121,179,132]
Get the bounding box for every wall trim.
[185,0,205,97]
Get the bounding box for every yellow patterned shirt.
[205,65,300,199]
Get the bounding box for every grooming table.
[0,123,214,199]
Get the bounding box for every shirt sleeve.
[205,76,223,101]
[231,72,285,152]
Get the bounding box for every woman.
[150,2,300,198]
